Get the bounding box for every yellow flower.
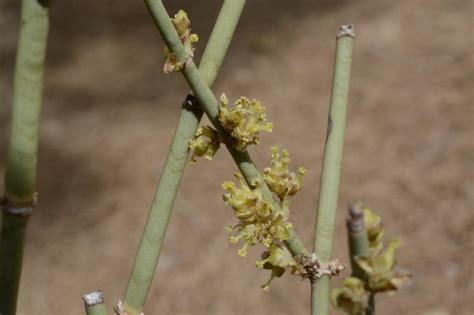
[222,173,294,265]
[221,152,305,289]
[256,243,300,290]
[222,173,272,224]
[188,126,220,165]
[263,146,306,202]
[218,94,273,151]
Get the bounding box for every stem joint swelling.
[0,195,37,216]
[300,253,345,283]
[82,291,109,315]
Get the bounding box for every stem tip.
[337,24,355,39]
[82,290,104,306]
[347,204,365,233]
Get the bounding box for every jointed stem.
[0,1,49,314]
[347,204,369,280]
[347,205,374,315]
[83,291,109,315]
[122,1,246,313]
[144,0,309,258]
[311,25,354,315]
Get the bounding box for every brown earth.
[0,0,472,314]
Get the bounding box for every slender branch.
[0,1,49,314]
[83,291,109,315]
[347,204,369,280]
[346,204,374,315]
[144,0,309,258]
[122,1,246,314]
[311,25,355,315]
[367,293,375,315]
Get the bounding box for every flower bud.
[331,277,370,315]
[163,10,199,73]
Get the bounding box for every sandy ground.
[0,0,473,314]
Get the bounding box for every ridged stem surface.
[0,1,49,314]
[311,27,354,315]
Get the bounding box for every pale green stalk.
[347,204,369,280]
[144,0,309,258]
[0,1,49,314]
[347,205,373,315]
[122,1,246,313]
[311,25,354,315]
[82,291,109,315]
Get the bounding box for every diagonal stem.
[311,25,355,315]
[144,0,309,258]
[121,1,247,314]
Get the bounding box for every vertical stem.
[347,204,375,315]
[122,1,246,314]
[347,205,375,315]
[0,1,49,314]
[311,25,354,315]
[83,291,109,315]
[347,204,369,280]
[367,293,375,315]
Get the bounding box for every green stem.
[347,204,369,280]
[144,0,309,258]
[347,204,375,315]
[347,204,374,315]
[82,291,109,315]
[311,25,354,315]
[122,1,246,313]
[0,1,49,314]
[367,293,375,315]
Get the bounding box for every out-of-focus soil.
[0,0,472,314]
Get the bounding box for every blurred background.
[0,0,472,314]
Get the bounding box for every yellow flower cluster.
[356,238,411,293]
[263,147,306,203]
[358,207,411,293]
[218,94,273,151]
[188,126,221,165]
[222,173,291,257]
[222,147,306,290]
[332,206,412,314]
[331,277,369,315]
[189,94,275,164]
[164,10,199,73]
